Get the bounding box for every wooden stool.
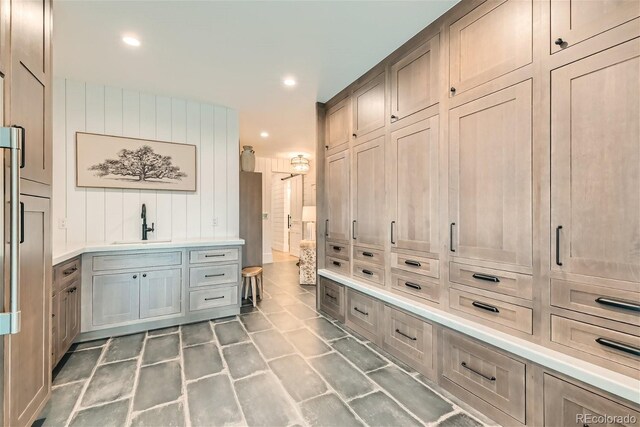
[242,266,263,307]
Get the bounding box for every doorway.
[271,173,303,259]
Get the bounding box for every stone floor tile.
[284,303,319,320]
[256,298,284,314]
[147,325,179,336]
[239,312,273,333]
[102,333,145,363]
[142,334,180,365]
[35,382,83,426]
[222,342,267,379]
[300,393,364,427]
[235,372,300,427]
[266,311,303,331]
[69,399,129,427]
[53,348,102,385]
[211,315,237,324]
[285,328,331,357]
[133,361,182,411]
[296,292,317,307]
[131,401,185,427]
[269,354,327,402]
[251,329,296,360]
[439,413,484,427]
[350,391,423,427]
[81,360,137,407]
[332,337,387,372]
[183,342,224,381]
[188,374,243,426]
[181,321,214,347]
[214,320,250,346]
[305,317,347,341]
[68,339,108,352]
[310,352,375,400]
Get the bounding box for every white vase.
[241,145,255,172]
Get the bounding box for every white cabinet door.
[92,272,140,326]
[140,269,182,318]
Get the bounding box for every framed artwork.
[76,132,197,191]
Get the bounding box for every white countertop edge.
[53,238,245,266]
[318,268,640,405]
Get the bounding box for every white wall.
[52,78,240,254]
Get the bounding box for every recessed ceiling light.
[283,77,297,87]
[122,35,141,47]
[260,131,269,138]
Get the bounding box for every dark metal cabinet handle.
[555,38,565,46]
[391,114,398,120]
[67,287,78,294]
[595,338,640,357]
[472,273,500,283]
[352,133,357,138]
[142,273,147,278]
[461,362,496,381]
[287,214,292,229]
[63,266,78,276]
[555,226,563,266]
[352,220,357,240]
[362,252,374,258]
[595,297,640,313]
[450,223,456,252]
[354,307,369,316]
[205,254,225,258]
[404,260,421,267]
[205,273,225,278]
[450,87,456,93]
[472,301,500,313]
[325,293,337,301]
[332,246,341,252]
[395,329,417,341]
[362,269,374,276]
[204,296,225,301]
[332,261,342,267]
[325,219,329,237]
[133,275,138,279]
[405,282,422,290]
[20,201,24,244]
[391,221,396,244]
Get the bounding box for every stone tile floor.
[35,261,494,427]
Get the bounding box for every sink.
[111,239,172,245]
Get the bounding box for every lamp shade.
[302,206,316,222]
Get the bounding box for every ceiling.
[54,0,459,159]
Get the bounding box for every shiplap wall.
[52,78,240,254]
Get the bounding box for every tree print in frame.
[76,132,197,191]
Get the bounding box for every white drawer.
[189,264,238,288]
[93,251,182,271]
[189,286,238,311]
[189,248,239,264]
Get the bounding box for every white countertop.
[53,238,245,266]
[318,268,640,405]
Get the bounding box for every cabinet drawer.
[189,264,238,288]
[189,248,239,264]
[54,257,81,290]
[189,286,238,312]
[543,374,640,427]
[442,330,526,423]
[353,246,384,266]
[353,262,384,286]
[390,270,440,304]
[319,278,345,322]
[326,256,350,275]
[93,251,182,271]
[449,288,532,335]
[346,289,381,342]
[550,279,640,326]
[382,305,436,379]
[391,252,439,278]
[551,315,640,376]
[326,242,349,261]
[449,262,532,300]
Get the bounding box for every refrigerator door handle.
[0,126,22,335]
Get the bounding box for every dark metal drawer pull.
[391,221,396,244]
[204,296,225,301]
[404,260,421,267]
[405,282,422,290]
[362,252,374,258]
[472,273,500,283]
[362,269,374,276]
[332,246,342,252]
[471,301,500,313]
[352,220,357,240]
[325,219,329,237]
[63,266,78,276]
[325,293,337,301]
[354,307,369,316]
[395,329,417,341]
[595,338,640,357]
[555,225,563,266]
[461,361,496,381]
[450,222,456,252]
[205,273,225,278]
[332,261,342,267]
[205,254,225,258]
[595,297,640,313]
[67,287,78,294]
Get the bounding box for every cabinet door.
[449,80,532,270]
[11,0,52,186]
[352,134,385,249]
[51,292,59,367]
[59,282,79,355]
[389,116,439,254]
[551,0,639,53]
[352,73,385,139]
[325,150,351,243]
[325,97,350,156]
[92,272,140,326]
[390,34,439,122]
[140,269,182,318]
[449,0,532,96]
[5,196,51,426]
[551,41,639,283]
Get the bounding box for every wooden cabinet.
[92,272,140,326]
[551,40,639,284]
[389,115,438,255]
[551,0,639,53]
[58,280,80,360]
[352,73,385,140]
[140,269,182,319]
[449,80,532,271]
[319,278,345,322]
[325,97,351,155]
[390,34,439,122]
[449,0,532,96]
[352,133,385,249]
[325,150,351,244]
[346,289,381,343]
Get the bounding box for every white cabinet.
[92,272,140,326]
[140,269,182,318]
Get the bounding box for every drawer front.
[353,262,384,286]
[551,315,640,375]
[442,330,526,423]
[390,270,440,304]
[326,242,349,261]
[353,246,384,266]
[189,264,238,288]
[449,262,532,300]
[93,251,182,271]
[326,256,350,275]
[319,278,345,322]
[544,374,640,427]
[391,252,439,278]
[189,248,239,264]
[189,286,238,312]
[550,279,640,326]
[346,289,380,341]
[382,305,436,379]
[54,257,81,292]
[449,289,532,334]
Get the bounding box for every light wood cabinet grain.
[352,73,385,139]
[319,278,345,322]
[390,270,440,304]
[325,150,351,244]
[346,289,381,343]
[325,97,350,156]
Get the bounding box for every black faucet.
[141,204,154,240]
